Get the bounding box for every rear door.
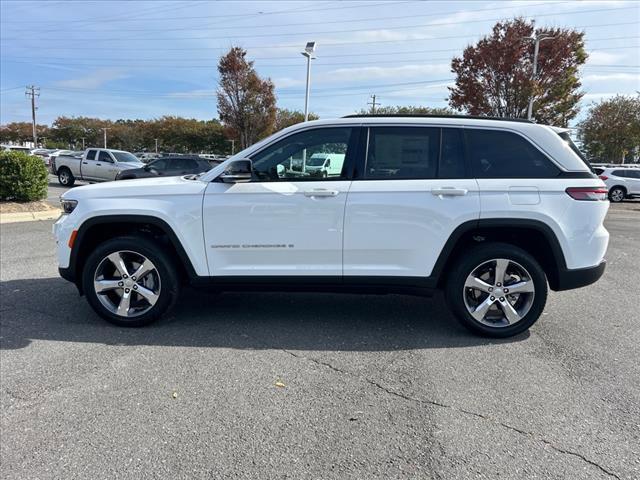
[343,126,480,278]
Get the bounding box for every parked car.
[136,152,163,163]
[53,115,609,337]
[1,144,32,153]
[598,167,640,202]
[116,156,212,180]
[53,148,143,186]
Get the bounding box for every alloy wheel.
[610,189,624,202]
[463,258,535,327]
[93,250,161,318]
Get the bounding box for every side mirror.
[219,159,252,183]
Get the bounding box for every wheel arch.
[432,219,567,291]
[69,215,198,294]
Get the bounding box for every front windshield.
[306,156,327,166]
[112,151,141,163]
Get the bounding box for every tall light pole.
[526,25,555,121]
[301,41,316,122]
[102,127,109,148]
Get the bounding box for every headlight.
[60,199,78,214]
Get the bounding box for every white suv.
[595,167,640,202]
[53,116,609,337]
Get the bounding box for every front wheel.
[58,168,75,187]
[82,236,180,327]
[445,243,548,337]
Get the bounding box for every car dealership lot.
[1,204,638,479]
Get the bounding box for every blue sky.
[1,0,638,126]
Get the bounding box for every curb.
[0,209,61,224]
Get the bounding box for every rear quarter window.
[467,129,560,178]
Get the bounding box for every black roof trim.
[342,114,534,124]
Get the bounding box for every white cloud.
[56,68,129,89]
[587,51,625,65]
[167,89,215,98]
[583,73,640,82]
[273,77,305,88]
[323,64,451,82]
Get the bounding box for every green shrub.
[0,150,48,202]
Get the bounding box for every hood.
[117,162,145,169]
[61,175,207,201]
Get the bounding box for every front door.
[202,126,358,276]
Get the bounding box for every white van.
[304,153,345,177]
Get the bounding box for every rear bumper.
[554,260,606,291]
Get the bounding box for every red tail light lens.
[598,175,608,181]
[566,187,608,201]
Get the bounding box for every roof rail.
[342,113,535,123]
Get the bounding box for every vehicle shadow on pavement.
[0,277,529,350]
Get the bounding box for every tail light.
[565,187,608,201]
[599,175,608,181]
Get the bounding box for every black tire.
[82,235,180,327]
[58,167,75,187]
[609,186,626,203]
[445,242,548,338]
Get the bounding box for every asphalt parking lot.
[1,200,638,479]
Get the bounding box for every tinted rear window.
[467,129,559,178]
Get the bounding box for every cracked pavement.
[1,202,639,479]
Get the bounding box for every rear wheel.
[82,236,180,327]
[609,187,626,203]
[58,167,75,187]
[445,243,548,337]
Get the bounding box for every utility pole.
[81,137,86,150]
[155,138,159,153]
[526,23,555,121]
[102,128,109,148]
[368,94,379,114]
[25,85,40,147]
[227,139,235,155]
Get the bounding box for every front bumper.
[554,260,606,291]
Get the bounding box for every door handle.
[431,187,468,196]
[82,161,88,164]
[96,163,102,166]
[304,189,339,197]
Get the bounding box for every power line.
[5,34,638,65]
[1,1,573,35]
[4,5,637,43]
[6,19,638,52]
[3,0,409,25]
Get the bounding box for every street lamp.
[525,25,555,121]
[301,41,316,122]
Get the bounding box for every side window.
[365,127,439,179]
[175,159,198,170]
[467,129,560,178]
[98,151,112,162]
[439,128,466,178]
[251,127,352,181]
[86,150,97,161]
[151,159,167,170]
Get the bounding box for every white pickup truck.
[52,148,143,186]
